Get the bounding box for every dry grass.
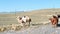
[0,9,60,25]
[0,24,23,32]
[0,9,60,32]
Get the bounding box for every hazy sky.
[0,0,60,12]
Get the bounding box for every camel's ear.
[16,17,17,20]
[16,16,17,18]
[16,16,18,19]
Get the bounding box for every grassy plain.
[0,9,60,25]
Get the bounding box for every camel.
[16,16,31,26]
[49,15,58,27]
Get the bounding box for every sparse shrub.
[0,27,6,32]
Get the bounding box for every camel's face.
[16,16,22,20]
[16,16,19,19]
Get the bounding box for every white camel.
[16,16,31,26]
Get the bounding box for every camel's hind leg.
[29,19,31,26]
[28,22,30,26]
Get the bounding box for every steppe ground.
[0,9,60,34]
[0,9,60,25]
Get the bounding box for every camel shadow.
[31,24,41,26]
